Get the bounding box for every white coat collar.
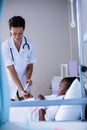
[10,36,25,53]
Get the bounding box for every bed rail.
[11,98,87,107]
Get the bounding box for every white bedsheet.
[10,97,34,122]
[9,95,57,122]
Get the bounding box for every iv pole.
[76,0,85,121]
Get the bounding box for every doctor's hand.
[22,91,33,99]
[21,90,29,99]
[26,79,33,86]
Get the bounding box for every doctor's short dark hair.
[8,16,25,30]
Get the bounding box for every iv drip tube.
[69,0,76,28]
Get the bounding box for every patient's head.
[58,77,77,96]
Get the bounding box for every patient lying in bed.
[45,77,86,121]
[10,77,85,122]
[39,77,78,121]
[29,77,78,121]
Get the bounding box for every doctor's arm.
[7,65,28,96]
[26,63,33,85]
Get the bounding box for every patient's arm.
[39,108,46,121]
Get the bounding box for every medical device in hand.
[24,83,31,93]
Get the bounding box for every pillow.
[55,79,83,121]
[45,95,64,121]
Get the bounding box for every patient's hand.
[23,93,33,99]
[39,109,46,121]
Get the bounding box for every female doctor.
[1,16,37,101]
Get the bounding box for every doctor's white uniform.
[1,36,37,99]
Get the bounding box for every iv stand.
[76,0,85,121]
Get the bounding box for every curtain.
[0,0,10,126]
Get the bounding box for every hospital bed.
[2,97,87,130]
[7,78,87,130]
[1,77,87,130]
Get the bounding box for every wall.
[80,0,87,66]
[0,0,78,96]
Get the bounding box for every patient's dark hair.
[61,77,79,89]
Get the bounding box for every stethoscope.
[10,36,30,61]
[22,36,30,49]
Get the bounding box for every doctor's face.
[10,27,24,44]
